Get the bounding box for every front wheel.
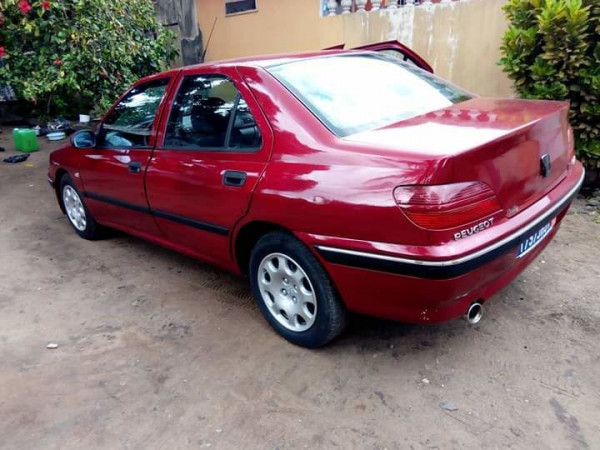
[59,174,103,240]
[249,231,347,348]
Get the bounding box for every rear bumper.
[302,162,584,323]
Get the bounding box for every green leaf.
[1,0,179,116]
[499,0,600,167]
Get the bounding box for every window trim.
[159,73,263,153]
[96,77,172,150]
[223,94,241,149]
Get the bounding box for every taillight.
[393,182,501,230]
[567,125,575,163]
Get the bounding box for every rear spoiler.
[323,40,433,73]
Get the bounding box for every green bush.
[0,0,178,118]
[500,0,600,160]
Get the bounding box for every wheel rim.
[257,253,318,332]
[62,185,87,231]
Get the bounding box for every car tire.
[59,174,103,240]
[249,231,347,348]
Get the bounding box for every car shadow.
[331,312,478,354]
[92,230,482,352]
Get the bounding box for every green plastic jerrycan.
[13,128,40,153]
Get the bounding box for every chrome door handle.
[128,162,143,174]
[223,171,247,187]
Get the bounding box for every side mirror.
[71,130,96,149]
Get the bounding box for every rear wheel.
[59,174,103,240]
[249,231,347,348]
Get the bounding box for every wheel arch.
[234,221,295,275]
[54,168,69,213]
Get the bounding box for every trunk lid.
[344,98,573,213]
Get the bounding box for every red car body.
[48,42,584,327]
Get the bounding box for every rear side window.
[164,75,262,151]
[228,97,262,149]
[267,54,472,137]
[98,78,170,148]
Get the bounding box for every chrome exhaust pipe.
[465,302,483,325]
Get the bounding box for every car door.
[78,75,175,236]
[145,67,272,268]
[342,40,434,73]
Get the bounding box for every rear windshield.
[267,54,472,137]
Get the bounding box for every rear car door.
[145,67,272,268]
[78,75,174,236]
[350,40,433,73]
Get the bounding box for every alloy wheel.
[257,252,318,332]
[63,185,87,231]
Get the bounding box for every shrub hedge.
[0,0,178,118]
[500,0,600,162]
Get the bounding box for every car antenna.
[202,17,218,62]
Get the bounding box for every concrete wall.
[196,0,513,97]
[156,0,203,66]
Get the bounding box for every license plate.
[517,221,553,258]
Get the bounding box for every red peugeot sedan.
[48,42,584,347]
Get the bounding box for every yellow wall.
[197,0,513,97]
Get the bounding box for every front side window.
[164,75,261,150]
[267,54,472,137]
[98,78,170,148]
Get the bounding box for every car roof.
[136,49,368,84]
[185,49,351,70]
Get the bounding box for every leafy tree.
[500,0,600,162]
[0,0,178,118]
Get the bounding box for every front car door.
[78,75,175,237]
[145,67,272,269]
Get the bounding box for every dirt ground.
[1,131,599,450]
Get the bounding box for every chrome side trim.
[317,169,584,268]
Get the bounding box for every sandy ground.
[0,131,599,449]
